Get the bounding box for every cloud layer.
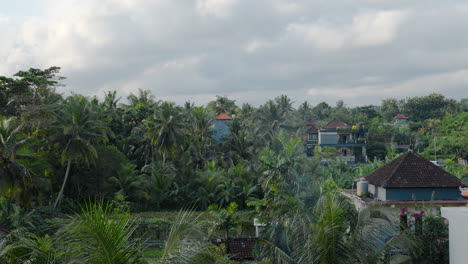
[1,0,468,106]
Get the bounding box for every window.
[342,149,347,156]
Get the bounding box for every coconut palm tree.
[51,95,107,208]
[127,89,158,107]
[256,100,290,143]
[146,102,184,164]
[0,116,31,180]
[208,96,237,115]
[158,208,231,264]
[0,201,146,264]
[275,95,293,113]
[0,116,33,206]
[258,192,421,264]
[67,201,146,264]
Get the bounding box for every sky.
[1,0,468,107]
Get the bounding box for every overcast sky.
[1,0,468,106]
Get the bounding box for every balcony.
[317,139,366,147]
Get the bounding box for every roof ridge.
[383,152,409,187]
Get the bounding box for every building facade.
[212,113,232,143]
[305,119,367,163]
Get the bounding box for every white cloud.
[244,39,270,53]
[351,10,409,46]
[287,10,408,50]
[308,69,468,98]
[196,0,238,18]
[0,0,467,106]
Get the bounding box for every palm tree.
[68,201,146,264]
[0,116,32,205]
[208,96,236,115]
[51,95,107,208]
[127,89,157,107]
[103,90,121,110]
[275,95,293,112]
[158,208,231,264]
[256,101,289,143]
[258,192,421,264]
[146,102,184,164]
[186,107,215,169]
[0,201,146,264]
[298,101,311,122]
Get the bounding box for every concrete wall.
[212,120,230,143]
[369,184,377,198]
[377,187,387,200]
[385,188,463,201]
[441,207,468,264]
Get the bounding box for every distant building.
[212,113,232,143]
[393,113,408,125]
[305,119,367,163]
[365,151,466,201]
[342,151,468,212]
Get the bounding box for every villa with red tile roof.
[394,113,408,125]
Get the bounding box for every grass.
[143,248,164,258]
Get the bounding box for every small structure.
[365,151,467,201]
[441,207,468,264]
[228,238,257,260]
[342,151,468,212]
[304,119,367,163]
[211,238,257,261]
[393,114,408,125]
[212,113,232,143]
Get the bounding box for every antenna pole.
[434,137,437,161]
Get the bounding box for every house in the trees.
[305,119,367,163]
[212,113,232,143]
[342,151,468,212]
[393,113,408,125]
[364,151,466,201]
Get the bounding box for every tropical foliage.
[0,67,465,263]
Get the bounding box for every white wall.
[369,184,376,196]
[441,207,468,264]
[377,187,387,201]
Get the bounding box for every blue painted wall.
[212,120,231,143]
[385,188,463,201]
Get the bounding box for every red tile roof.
[394,114,408,119]
[365,152,467,188]
[306,121,316,126]
[322,119,351,129]
[215,113,232,120]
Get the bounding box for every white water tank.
[356,178,368,196]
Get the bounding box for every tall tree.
[275,94,293,112]
[207,95,237,115]
[380,98,402,121]
[146,102,184,164]
[51,95,107,208]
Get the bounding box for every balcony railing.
[337,138,366,144]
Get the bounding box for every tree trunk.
[54,158,72,209]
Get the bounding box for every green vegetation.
[0,67,466,263]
